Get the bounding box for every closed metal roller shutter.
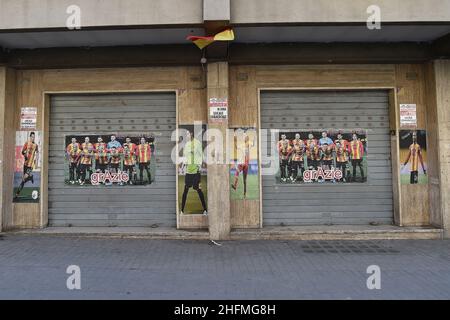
[48,93,176,227]
[260,90,393,226]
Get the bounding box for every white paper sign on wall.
[20,107,37,130]
[399,104,417,129]
[209,98,228,123]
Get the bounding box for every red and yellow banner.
[187,29,235,49]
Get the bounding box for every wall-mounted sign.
[20,107,37,130]
[400,104,417,128]
[209,98,228,123]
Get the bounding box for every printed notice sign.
[20,107,37,130]
[400,104,417,128]
[209,98,228,122]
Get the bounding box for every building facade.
[0,0,449,239]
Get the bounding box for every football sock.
[181,185,190,212]
[197,189,207,211]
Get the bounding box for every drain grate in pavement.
[299,241,399,254]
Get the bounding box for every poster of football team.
[229,127,259,200]
[399,130,427,184]
[177,125,208,215]
[64,134,155,186]
[276,129,368,184]
[13,131,42,203]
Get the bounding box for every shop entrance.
[260,90,394,226]
[48,93,177,227]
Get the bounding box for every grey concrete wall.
[435,60,450,238]
[1,0,450,31]
[0,0,203,30]
[204,0,230,21]
[0,67,4,232]
[231,0,450,23]
[0,67,15,232]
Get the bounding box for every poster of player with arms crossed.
[399,130,428,184]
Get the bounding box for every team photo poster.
[229,127,259,200]
[177,124,208,215]
[13,131,42,203]
[276,129,368,184]
[399,130,428,185]
[64,134,156,186]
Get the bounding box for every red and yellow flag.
[187,29,235,49]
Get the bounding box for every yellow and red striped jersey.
[137,143,151,163]
[81,142,93,151]
[278,139,292,160]
[335,146,348,163]
[292,139,305,161]
[125,143,137,154]
[306,139,320,161]
[322,145,334,161]
[350,140,364,160]
[94,142,108,164]
[66,143,81,163]
[123,147,136,166]
[335,139,350,153]
[109,149,121,165]
[22,141,38,168]
[407,143,423,171]
[80,149,93,165]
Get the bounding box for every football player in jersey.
[108,146,122,185]
[349,133,366,182]
[94,136,108,174]
[334,132,351,179]
[79,143,94,186]
[335,140,349,182]
[231,131,255,198]
[277,134,292,182]
[402,131,426,184]
[109,146,121,172]
[81,136,93,151]
[15,132,39,199]
[319,131,333,146]
[321,142,334,171]
[107,135,122,150]
[81,136,94,180]
[136,137,152,184]
[66,137,81,184]
[180,130,207,215]
[290,133,306,182]
[123,139,137,185]
[306,133,320,171]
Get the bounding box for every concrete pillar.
[203,0,230,21]
[207,62,231,240]
[432,60,450,238]
[0,67,16,232]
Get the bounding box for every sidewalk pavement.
[0,234,448,299]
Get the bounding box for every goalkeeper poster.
[177,124,208,215]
